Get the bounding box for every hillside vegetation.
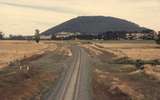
[42,16,152,35]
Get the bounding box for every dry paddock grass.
[0,41,67,100]
[0,40,57,68]
[95,42,160,60]
[82,41,160,100]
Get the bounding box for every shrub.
[155,33,160,44]
[135,59,144,69]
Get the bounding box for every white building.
[40,35,52,40]
[55,32,75,38]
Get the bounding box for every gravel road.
[46,46,91,100]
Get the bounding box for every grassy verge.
[0,49,68,100]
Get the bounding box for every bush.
[0,32,4,40]
[155,33,160,44]
[135,59,144,69]
[155,39,160,44]
[113,57,132,64]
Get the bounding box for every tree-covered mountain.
[42,16,153,35]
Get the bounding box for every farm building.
[40,35,52,40]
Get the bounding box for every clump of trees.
[155,33,160,44]
[9,34,26,40]
[34,29,40,43]
[0,31,4,40]
[135,59,144,69]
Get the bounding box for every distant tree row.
[0,29,40,42]
[51,30,156,40]
[8,35,27,40]
[155,32,160,44]
[1,29,160,45]
[7,29,40,43]
[0,31,4,40]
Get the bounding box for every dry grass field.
[82,41,160,100]
[0,41,70,100]
[95,42,160,60]
[0,41,57,68]
[0,40,160,100]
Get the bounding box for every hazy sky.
[0,0,160,35]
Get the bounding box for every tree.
[9,35,25,40]
[34,29,40,43]
[155,33,160,44]
[0,31,4,40]
[51,34,56,40]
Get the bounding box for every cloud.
[0,1,86,15]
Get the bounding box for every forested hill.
[42,16,153,35]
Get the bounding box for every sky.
[0,0,160,35]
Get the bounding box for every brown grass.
[95,43,160,60]
[0,64,58,100]
[0,42,65,100]
[0,40,57,68]
[83,42,160,100]
[93,69,144,100]
[143,64,160,81]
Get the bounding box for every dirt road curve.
[47,46,91,100]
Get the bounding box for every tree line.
[0,30,40,43]
[1,29,160,45]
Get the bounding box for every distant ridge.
[42,16,153,35]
